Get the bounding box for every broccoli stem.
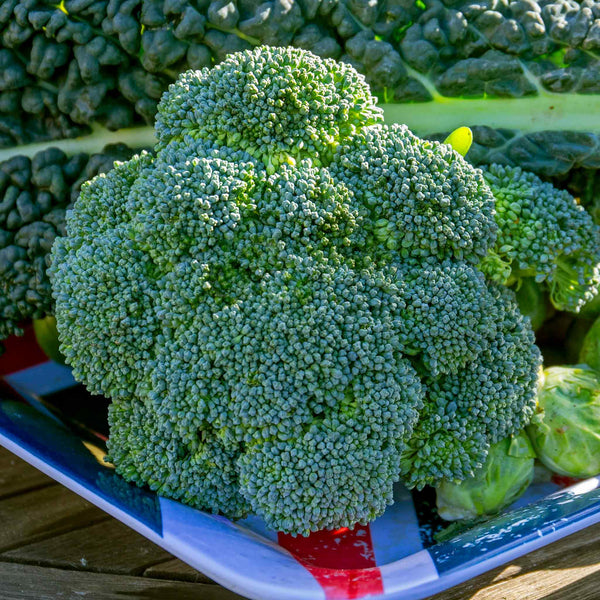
[381,94,600,135]
[0,125,157,162]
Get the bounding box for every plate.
[1,328,600,600]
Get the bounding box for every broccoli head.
[155,46,383,171]
[51,47,541,535]
[480,164,600,313]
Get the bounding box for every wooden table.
[1,445,600,600]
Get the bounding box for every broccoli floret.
[480,164,600,313]
[330,124,497,265]
[402,285,541,488]
[51,47,541,535]
[155,46,383,171]
[107,397,250,518]
[216,263,424,534]
[396,259,504,377]
[51,152,157,394]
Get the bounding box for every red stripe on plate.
[0,325,48,376]
[278,524,384,599]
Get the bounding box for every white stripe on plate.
[379,549,439,597]
[370,483,425,565]
[160,497,325,600]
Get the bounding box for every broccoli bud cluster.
[51,47,541,535]
[480,164,600,312]
[155,47,383,170]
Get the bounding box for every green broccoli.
[50,47,541,535]
[330,124,497,265]
[479,164,600,313]
[401,284,540,487]
[154,46,383,171]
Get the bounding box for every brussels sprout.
[527,366,600,478]
[435,431,536,521]
[579,317,600,372]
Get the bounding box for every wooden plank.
[3,519,174,575]
[435,563,600,600]
[0,446,52,499]
[0,484,109,553]
[427,522,600,599]
[0,562,245,600]
[144,557,215,584]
